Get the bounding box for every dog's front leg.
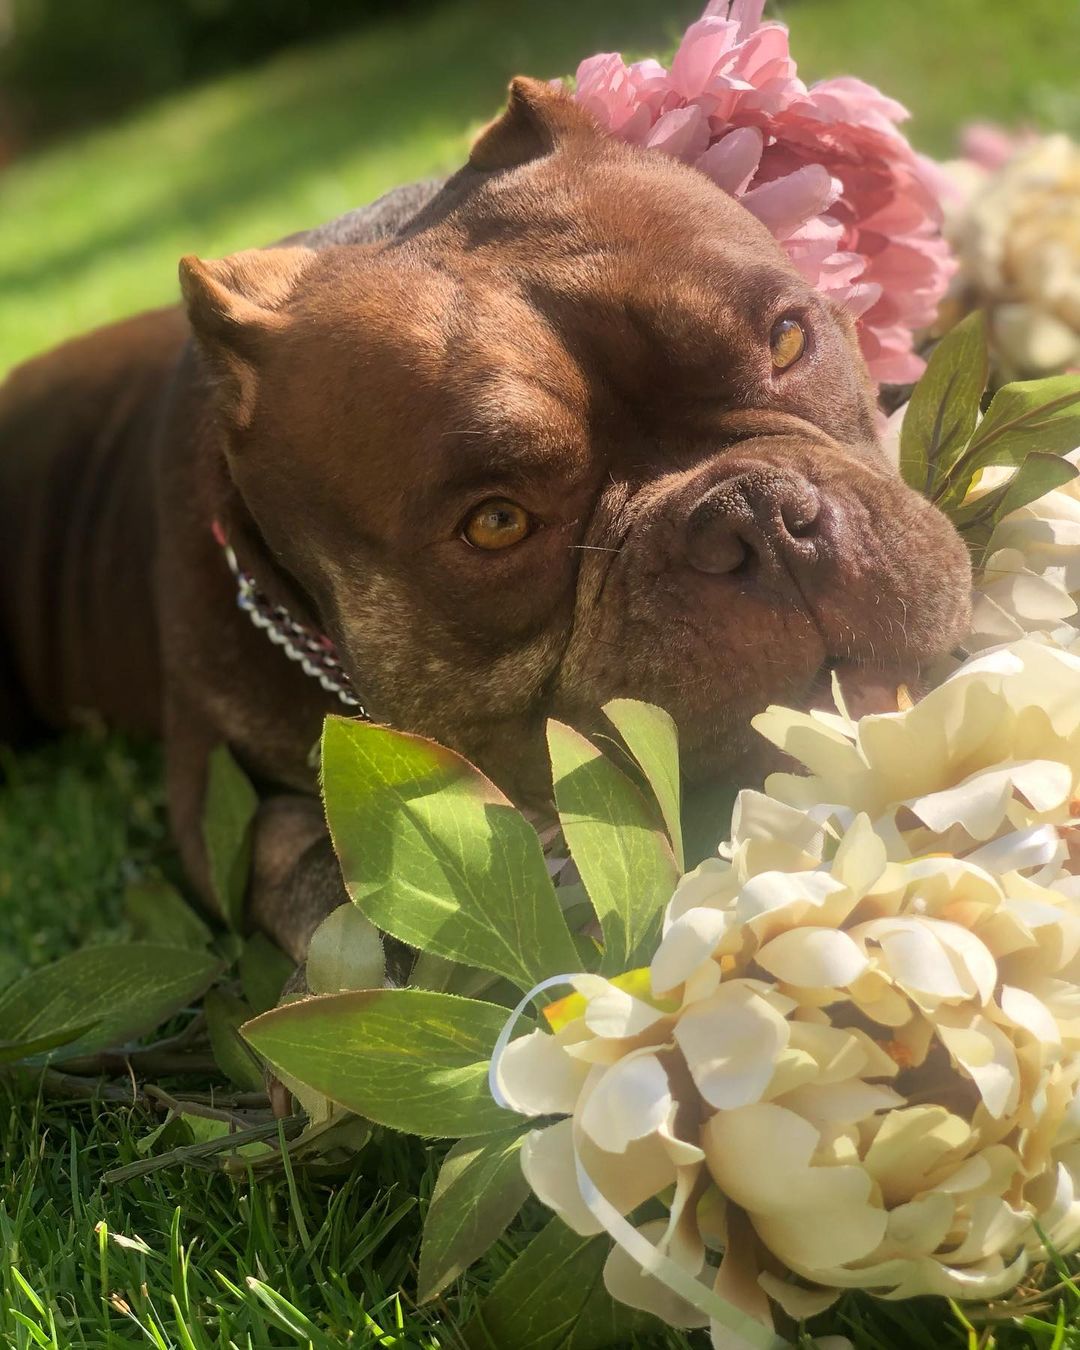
[248,795,347,964]
[164,696,347,964]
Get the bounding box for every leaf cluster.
[242,702,689,1342]
[899,313,1080,560]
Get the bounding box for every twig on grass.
[102,1114,305,1184]
[19,1067,152,1105]
[53,1012,211,1078]
[143,1083,255,1128]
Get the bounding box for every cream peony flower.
[968,451,1080,649]
[492,639,1080,1348]
[947,134,1080,377]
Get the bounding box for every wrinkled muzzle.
[552,434,973,777]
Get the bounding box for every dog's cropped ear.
[179,245,315,431]
[469,76,598,172]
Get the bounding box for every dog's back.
[0,306,190,742]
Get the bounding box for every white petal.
[522,1114,685,1237]
[777,1080,904,1128]
[966,824,1066,876]
[603,1218,711,1329]
[935,1015,1020,1120]
[711,1205,774,1345]
[788,1019,900,1082]
[730,790,827,856]
[704,1103,884,1269]
[736,869,847,928]
[999,984,1061,1044]
[750,705,862,780]
[942,1194,1031,1263]
[755,1194,886,1271]
[852,919,968,1001]
[667,858,737,923]
[521,1121,601,1235]
[756,1271,839,1319]
[580,1052,672,1153]
[931,922,999,1004]
[883,1192,955,1256]
[906,760,1071,840]
[574,974,671,1039]
[756,927,869,989]
[831,813,888,894]
[674,982,790,1109]
[651,907,731,995]
[862,1106,972,1205]
[497,1028,590,1116]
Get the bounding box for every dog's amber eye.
[770,317,806,370]
[462,499,532,550]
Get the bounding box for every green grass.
[4,0,1080,1344]
[2,0,1080,373]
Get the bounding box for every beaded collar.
[213,520,369,717]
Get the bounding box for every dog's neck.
[211,518,369,717]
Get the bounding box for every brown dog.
[0,80,972,964]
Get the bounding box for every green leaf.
[125,876,213,950]
[305,903,385,994]
[939,373,1080,508]
[204,987,265,1091]
[321,717,578,992]
[602,699,684,871]
[242,987,513,1137]
[0,944,221,1060]
[239,933,295,1015]
[0,1022,101,1066]
[408,950,458,992]
[418,1125,531,1303]
[462,1217,660,1350]
[218,1274,340,1350]
[899,310,988,493]
[958,453,1080,559]
[0,951,24,996]
[988,451,1079,522]
[547,721,678,975]
[202,745,258,931]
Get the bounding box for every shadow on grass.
[0,0,697,300]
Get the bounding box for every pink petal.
[838,281,884,318]
[857,194,928,235]
[740,164,841,239]
[645,104,711,160]
[695,125,764,195]
[575,52,623,98]
[961,121,1029,171]
[728,24,790,82]
[627,58,673,115]
[864,335,925,385]
[809,76,910,127]
[815,249,867,288]
[670,18,739,100]
[728,0,767,39]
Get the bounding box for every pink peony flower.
[573,0,955,385]
[960,121,1039,172]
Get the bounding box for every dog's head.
[180,78,971,797]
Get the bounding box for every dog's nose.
[685,467,822,575]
